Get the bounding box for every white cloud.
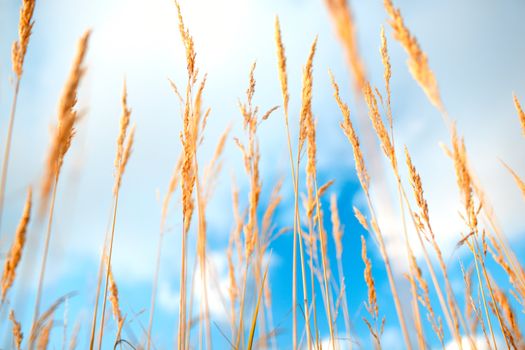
[443,335,504,350]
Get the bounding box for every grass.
[0,0,524,349]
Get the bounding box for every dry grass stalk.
[235,64,282,350]
[500,160,525,199]
[1,187,31,301]
[147,154,183,350]
[238,65,284,348]
[97,81,135,350]
[9,310,23,350]
[450,126,507,332]
[178,10,197,238]
[404,146,470,347]
[363,83,430,350]
[450,128,508,348]
[469,168,525,303]
[254,181,281,350]
[172,4,206,347]
[300,36,337,349]
[513,93,525,136]
[332,69,412,349]
[274,19,314,349]
[32,32,91,350]
[323,0,367,92]
[193,125,230,350]
[383,0,443,111]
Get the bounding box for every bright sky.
[0,0,524,349]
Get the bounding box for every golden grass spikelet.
[383,0,443,111]
[363,82,396,171]
[450,124,477,230]
[114,124,136,195]
[299,37,318,154]
[175,1,196,79]
[380,26,393,128]
[330,72,370,191]
[404,147,431,235]
[317,179,335,198]
[41,30,91,207]
[361,235,378,318]
[9,310,23,350]
[12,0,36,78]
[274,17,289,117]
[37,318,52,350]
[115,81,131,170]
[2,187,32,301]
[513,93,525,136]
[108,267,123,324]
[180,135,196,234]
[304,47,318,221]
[323,0,367,92]
[353,206,369,230]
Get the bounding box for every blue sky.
[0,0,524,349]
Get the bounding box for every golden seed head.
[2,187,32,301]
[384,0,443,110]
[12,0,36,78]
